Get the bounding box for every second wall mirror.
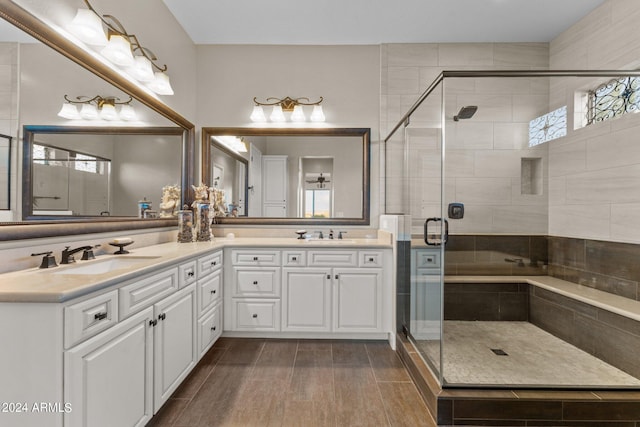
[202,127,370,225]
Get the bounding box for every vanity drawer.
[232,267,280,297]
[119,267,179,319]
[307,250,357,267]
[197,251,222,277]
[199,268,222,314]
[231,250,280,266]
[179,260,197,288]
[415,250,440,269]
[198,303,222,358]
[232,299,280,331]
[359,250,385,268]
[65,290,119,349]
[283,250,306,266]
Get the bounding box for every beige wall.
[0,43,17,219]
[381,43,550,235]
[194,45,381,226]
[548,0,640,243]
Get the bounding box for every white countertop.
[0,237,391,303]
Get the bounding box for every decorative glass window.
[587,76,640,124]
[304,189,331,218]
[73,153,98,173]
[528,106,567,147]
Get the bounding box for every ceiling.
[162,0,606,45]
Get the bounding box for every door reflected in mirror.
[0,134,10,210]
[202,127,370,225]
[23,126,186,219]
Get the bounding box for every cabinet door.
[282,268,331,332]
[65,307,154,427]
[333,268,382,332]
[154,285,196,411]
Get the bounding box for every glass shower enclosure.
[386,70,640,389]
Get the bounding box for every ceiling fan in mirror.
[305,172,331,188]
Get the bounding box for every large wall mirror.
[202,127,370,225]
[0,1,195,240]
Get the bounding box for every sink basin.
[52,256,160,275]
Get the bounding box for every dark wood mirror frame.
[201,127,371,226]
[0,1,195,241]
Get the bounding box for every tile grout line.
[365,342,394,427]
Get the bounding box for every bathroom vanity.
[0,237,392,427]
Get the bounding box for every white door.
[153,285,196,411]
[333,268,383,332]
[262,155,288,216]
[248,143,262,216]
[282,268,331,332]
[64,307,154,427]
[236,162,246,215]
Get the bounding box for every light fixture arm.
[253,96,323,112]
[81,0,168,72]
[63,94,133,107]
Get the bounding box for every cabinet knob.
[327,274,331,279]
[292,257,297,261]
[335,274,339,279]
[159,313,166,321]
[211,326,217,331]
[94,312,108,321]
[187,271,195,277]
[211,289,217,294]
[369,257,374,262]
[211,261,217,266]
[252,314,258,318]
[150,319,157,327]
[253,257,258,261]
[253,280,258,285]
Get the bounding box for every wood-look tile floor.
[148,338,435,427]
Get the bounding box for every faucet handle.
[338,231,347,240]
[81,245,101,261]
[315,230,324,239]
[31,251,58,269]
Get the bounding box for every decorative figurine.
[209,187,227,217]
[191,182,209,209]
[159,184,181,218]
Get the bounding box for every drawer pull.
[158,313,166,321]
[327,274,331,279]
[94,312,108,321]
[335,274,339,279]
[292,256,297,261]
[211,261,217,266]
[253,281,258,285]
[253,257,258,261]
[252,314,258,318]
[368,257,374,262]
[211,326,217,331]
[211,289,217,294]
[150,319,157,327]
[187,271,195,277]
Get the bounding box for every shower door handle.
[424,217,448,246]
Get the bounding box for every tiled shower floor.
[415,321,640,387]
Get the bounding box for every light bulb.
[126,56,154,82]
[290,105,306,122]
[147,72,174,95]
[57,103,81,120]
[80,103,99,120]
[310,105,325,122]
[68,9,108,46]
[119,104,137,121]
[270,105,285,122]
[250,105,266,122]
[100,103,119,121]
[101,34,134,67]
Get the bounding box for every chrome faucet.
[329,229,334,239]
[61,245,97,264]
[314,230,324,239]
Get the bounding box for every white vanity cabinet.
[196,250,223,358]
[225,247,391,338]
[410,248,442,340]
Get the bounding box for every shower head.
[453,106,478,121]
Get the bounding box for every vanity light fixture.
[250,96,325,123]
[66,0,173,96]
[58,95,138,122]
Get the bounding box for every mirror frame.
[23,125,188,220]
[0,1,196,241]
[202,127,371,226]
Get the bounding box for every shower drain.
[491,348,509,356]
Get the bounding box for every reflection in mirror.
[210,137,248,217]
[23,126,186,219]
[202,127,370,225]
[0,134,10,210]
